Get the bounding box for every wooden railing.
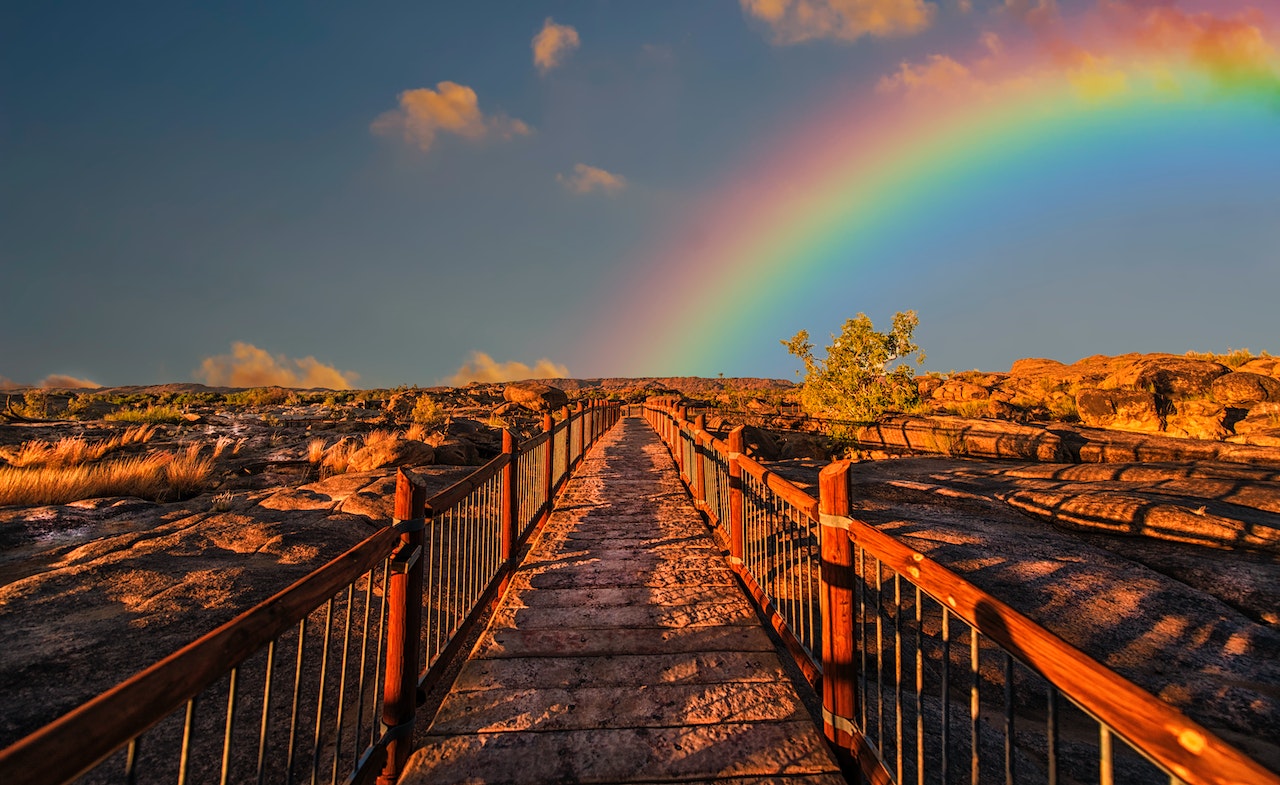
[643,398,1279,785]
[0,401,621,785]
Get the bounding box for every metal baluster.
[1100,726,1114,785]
[220,666,239,785]
[895,572,904,783]
[331,584,356,784]
[916,588,924,785]
[971,626,980,785]
[124,737,141,785]
[942,608,951,785]
[285,618,307,785]
[257,640,277,785]
[310,599,335,785]
[1004,653,1015,785]
[876,559,884,748]
[371,561,390,749]
[859,546,868,733]
[177,697,198,785]
[353,571,374,768]
[1046,685,1058,785]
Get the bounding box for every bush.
[104,406,185,424]
[783,311,924,422]
[411,396,446,429]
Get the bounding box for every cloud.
[877,1,1279,103]
[740,0,936,44]
[533,18,581,74]
[370,81,531,153]
[557,163,628,195]
[1003,0,1058,27]
[0,377,21,390]
[40,374,102,389]
[878,54,973,94]
[957,0,973,13]
[448,352,569,385]
[196,342,357,389]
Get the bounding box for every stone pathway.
[399,417,844,785]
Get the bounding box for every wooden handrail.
[423,453,508,512]
[822,464,1280,785]
[0,526,400,785]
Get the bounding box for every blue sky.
[2,1,1277,388]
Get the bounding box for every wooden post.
[379,469,427,785]
[819,460,859,762]
[692,415,707,507]
[574,402,585,466]
[541,412,554,523]
[728,426,745,568]
[501,430,518,585]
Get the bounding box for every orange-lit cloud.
[877,1,1279,103]
[741,0,935,43]
[41,374,102,389]
[533,18,580,74]
[878,54,972,94]
[0,377,21,390]
[448,352,569,385]
[371,82,531,153]
[557,163,628,194]
[196,342,357,389]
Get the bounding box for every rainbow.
[582,8,1280,377]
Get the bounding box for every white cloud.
[557,163,628,195]
[370,81,530,153]
[533,18,581,74]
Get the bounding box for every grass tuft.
[0,448,214,506]
[105,406,185,424]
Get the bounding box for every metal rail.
[643,398,1279,785]
[0,401,621,785]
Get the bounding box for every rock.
[1238,357,1280,378]
[1008,358,1068,378]
[1227,430,1280,448]
[740,426,778,460]
[851,416,1067,461]
[915,376,944,398]
[1212,372,1280,405]
[931,380,989,401]
[1076,389,1162,433]
[1163,399,1228,441]
[776,433,831,460]
[346,438,435,472]
[502,382,568,412]
[491,402,517,416]
[430,437,481,466]
[1102,357,1229,397]
[181,413,205,425]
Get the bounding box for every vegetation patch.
[0,446,213,506]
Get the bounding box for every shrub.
[105,406,185,424]
[226,387,291,407]
[783,311,925,423]
[411,396,446,429]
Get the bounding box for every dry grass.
[0,447,214,506]
[362,429,398,449]
[307,438,327,464]
[404,423,427,442]
[104,405,185,424]
[321,440,358,478]
[0,425,157,469]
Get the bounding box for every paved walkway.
[399,417,843,785]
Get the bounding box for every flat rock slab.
[400,418,841,785]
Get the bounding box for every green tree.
[783,311,924,422]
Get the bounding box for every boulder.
[776,433,831,460]
[932,380,990,402]
[1164,399,1228,441]
[1076,389,1161,433]
[346,438,435,472]
[502,382,568,412]
[1101,357,1229,397]
[1008,358,1068,378]
[740,426,779,460]
[915,376,944,399]
[1211,372,1280,405]
[430,437,481,466]
[1238,357,1280,378]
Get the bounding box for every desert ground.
[1,352,1278,772]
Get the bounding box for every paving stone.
[401,417,841,784]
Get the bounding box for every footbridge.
[1,402,1276,785]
